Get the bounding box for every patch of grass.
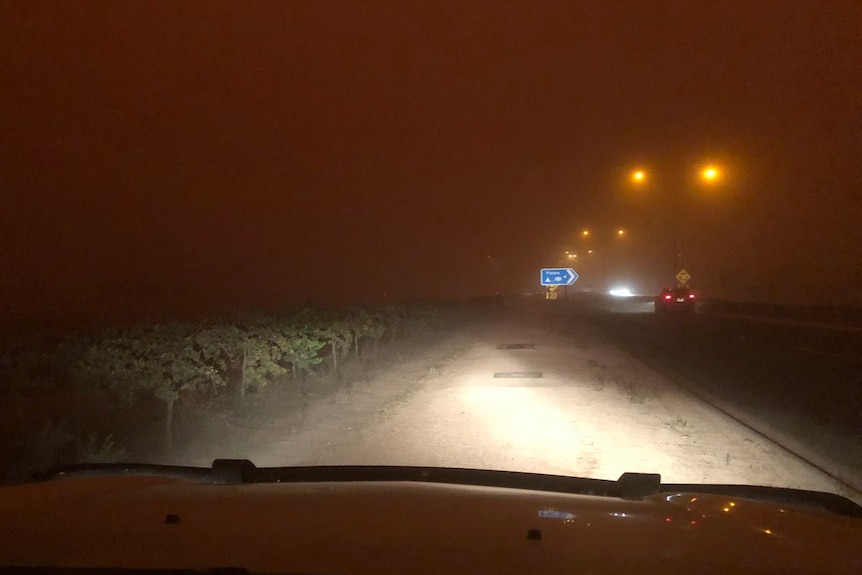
[664,416,689,431]
[592,371,606,391]
[375,404,397,422]
[76,432,130,463]
[6,421,130,483]
[8,421,74,482]
[618,377,655,404]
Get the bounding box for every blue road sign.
[540,268,579,286]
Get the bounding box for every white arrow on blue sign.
[540,268,579,286]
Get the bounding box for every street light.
[581,229,591,237]
[624,161,725,283]
[700,166,720,182]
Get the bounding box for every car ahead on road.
[656,286,697,313]
[1,461,860,574]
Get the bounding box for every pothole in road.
[493,372,543,378]
[496,343,536,350]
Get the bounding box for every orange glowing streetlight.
[622,160,728,282]
[700,165,721,182]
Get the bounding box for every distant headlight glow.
[609,287,634,297]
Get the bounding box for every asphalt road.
[573,295,862,493]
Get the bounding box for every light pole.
[629,164,723,285]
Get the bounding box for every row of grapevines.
[71,301,463,449]
[74,323,222,449]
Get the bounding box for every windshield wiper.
[34,460,660,497]
[33,459,862,518]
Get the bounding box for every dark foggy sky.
[2,1,860,323]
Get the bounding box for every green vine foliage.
[75,323,226,448]
[77,324,224,404]
[347,308,387,360]
[66,301,464,447]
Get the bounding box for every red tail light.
[664,294,672,300]
[688,294,695,299]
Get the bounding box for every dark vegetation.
[0,301,472,483]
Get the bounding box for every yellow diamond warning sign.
[676,269,691,284]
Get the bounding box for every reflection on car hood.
[1,462,860,574]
